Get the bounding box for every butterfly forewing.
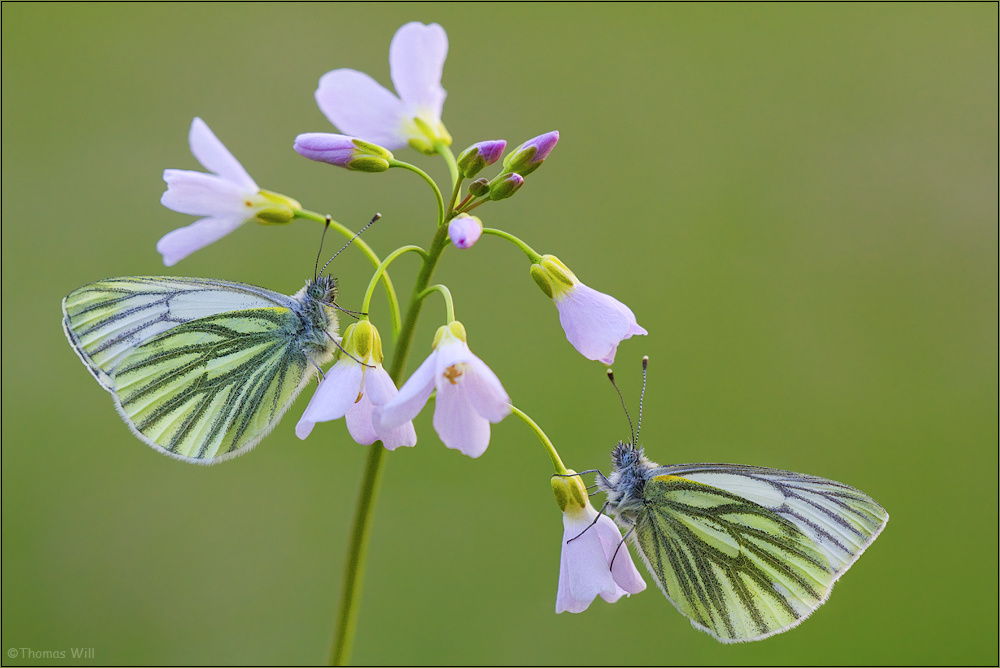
[112,308,313,462]
[63,277,295,389]
[633,474,839,642]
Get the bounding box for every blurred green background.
[2,4,996,665]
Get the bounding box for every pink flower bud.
[448,214,483,249]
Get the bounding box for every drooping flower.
[315,22,452,155]
[530,254,647,364]
[157,117,300,266]
[551,471,646,613]
[293,133,394,172]
[448,214,483,249]
[376,321,510,458]
[296,321,416,450]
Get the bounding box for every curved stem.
[296,209,402,338]
[481,228,543,263]
[388,160,445,226]
[330,222,452,667]
[509,405,567,474]
[458,197,488,215]
[361,245,428,315]
[417,284,455,323]
[435,142,459,190]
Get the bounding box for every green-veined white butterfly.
[62,275,340,464]
[593,357,888,643]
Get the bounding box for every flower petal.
[315,69,409,149]
[161,170,254,217]
[156,215,245,267]
[594,514,646,594]
[377,351,436,430]
[188,117,257,191]
[364,365,397,407]
[389,22,448,120]
[375,413,418,451]
[300,360,364,424]
[556,544,592,613]
[562,513,620,605]
[433,382,491,458]
[345,394,379,446]
[464,356,511,423]
[556,283,643,363]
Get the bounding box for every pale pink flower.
[376,321,509,458]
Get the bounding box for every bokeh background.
[2,4,996,665]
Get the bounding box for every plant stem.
[416,284,455,323]
[361,246,428,315]
[509,405,567,474]
[329,223,451,666]
[481,228,543,263]
[388,161,445,226]
[296,209,402,338]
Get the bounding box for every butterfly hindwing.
[62,276,296,390]
[112,308,313,463]
[633,466,887,642]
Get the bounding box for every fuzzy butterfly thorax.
[293,276,341,358]
[599,441,659,522]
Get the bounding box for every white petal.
[188,117,257,191]
[295,417,316,440]
[301,361,364,423]
[364,364,397,407]
[594,514,646,594]
[562,512,620,605]
[556,284,634,362]
[389,22,448,121]
[375,412,417,451]
[464,356,511,423]
[315,69,409,149]
[161,170,255,217]
[345,395,379,446]
[555,543,592,613]
[377,351,437,430]
[156,215,245,266]
[433,383,491,458]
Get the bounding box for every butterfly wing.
[63,276,297,391]
[632,466,887,643]
[111,308,314,463]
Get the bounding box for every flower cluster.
[153,20,650,627]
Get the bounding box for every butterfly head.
[306,275,338,304]
[612,440,644,470]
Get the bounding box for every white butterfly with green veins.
[62,275,340,464]
[595,359,888,643]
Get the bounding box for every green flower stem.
[416,284,455,323]
[361,246,429,315]
[296,209,402,338]
[330,222,452,667]
[458,197,488,215]
[509,405,568,474]
[388,160,445,226]
[435,141,459,190]
[446,178,463,221]
[481,228,543,263]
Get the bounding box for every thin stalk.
[509,405,567,474]
[388,160,445,226]
[296,209,402,338]
[329,223,451,666]
[481,228,543,263]
[416,284,455,323]
[361,246,428,315]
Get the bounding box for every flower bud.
[530,254,578,299]
[448,214,483,249]
[456,140,506,178]
[254,190,302,224]
[488,172,524,201]
[502,131,559,177]
[467,178,490,197]
[551,470,589,515]
[294,133,393,172]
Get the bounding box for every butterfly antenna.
[635,356,648,444]
[319,213,381,277]
[607,368,635,446]
[314,216,332,281]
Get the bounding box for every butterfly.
[593,357,888,643]
[62,275,341,464]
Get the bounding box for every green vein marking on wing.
[112,308,309,462]
[634,474,834,643]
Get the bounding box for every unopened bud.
[467,178,490,197]
[294,133,393,172]
[488,172,524,201]
[456,140,506,178]
[502,131,559,177]
[254,190,301,224]
[448,214,483,249]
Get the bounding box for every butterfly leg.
[321,330,376,369]
[566,501,610,544]
[609,523,635,572]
